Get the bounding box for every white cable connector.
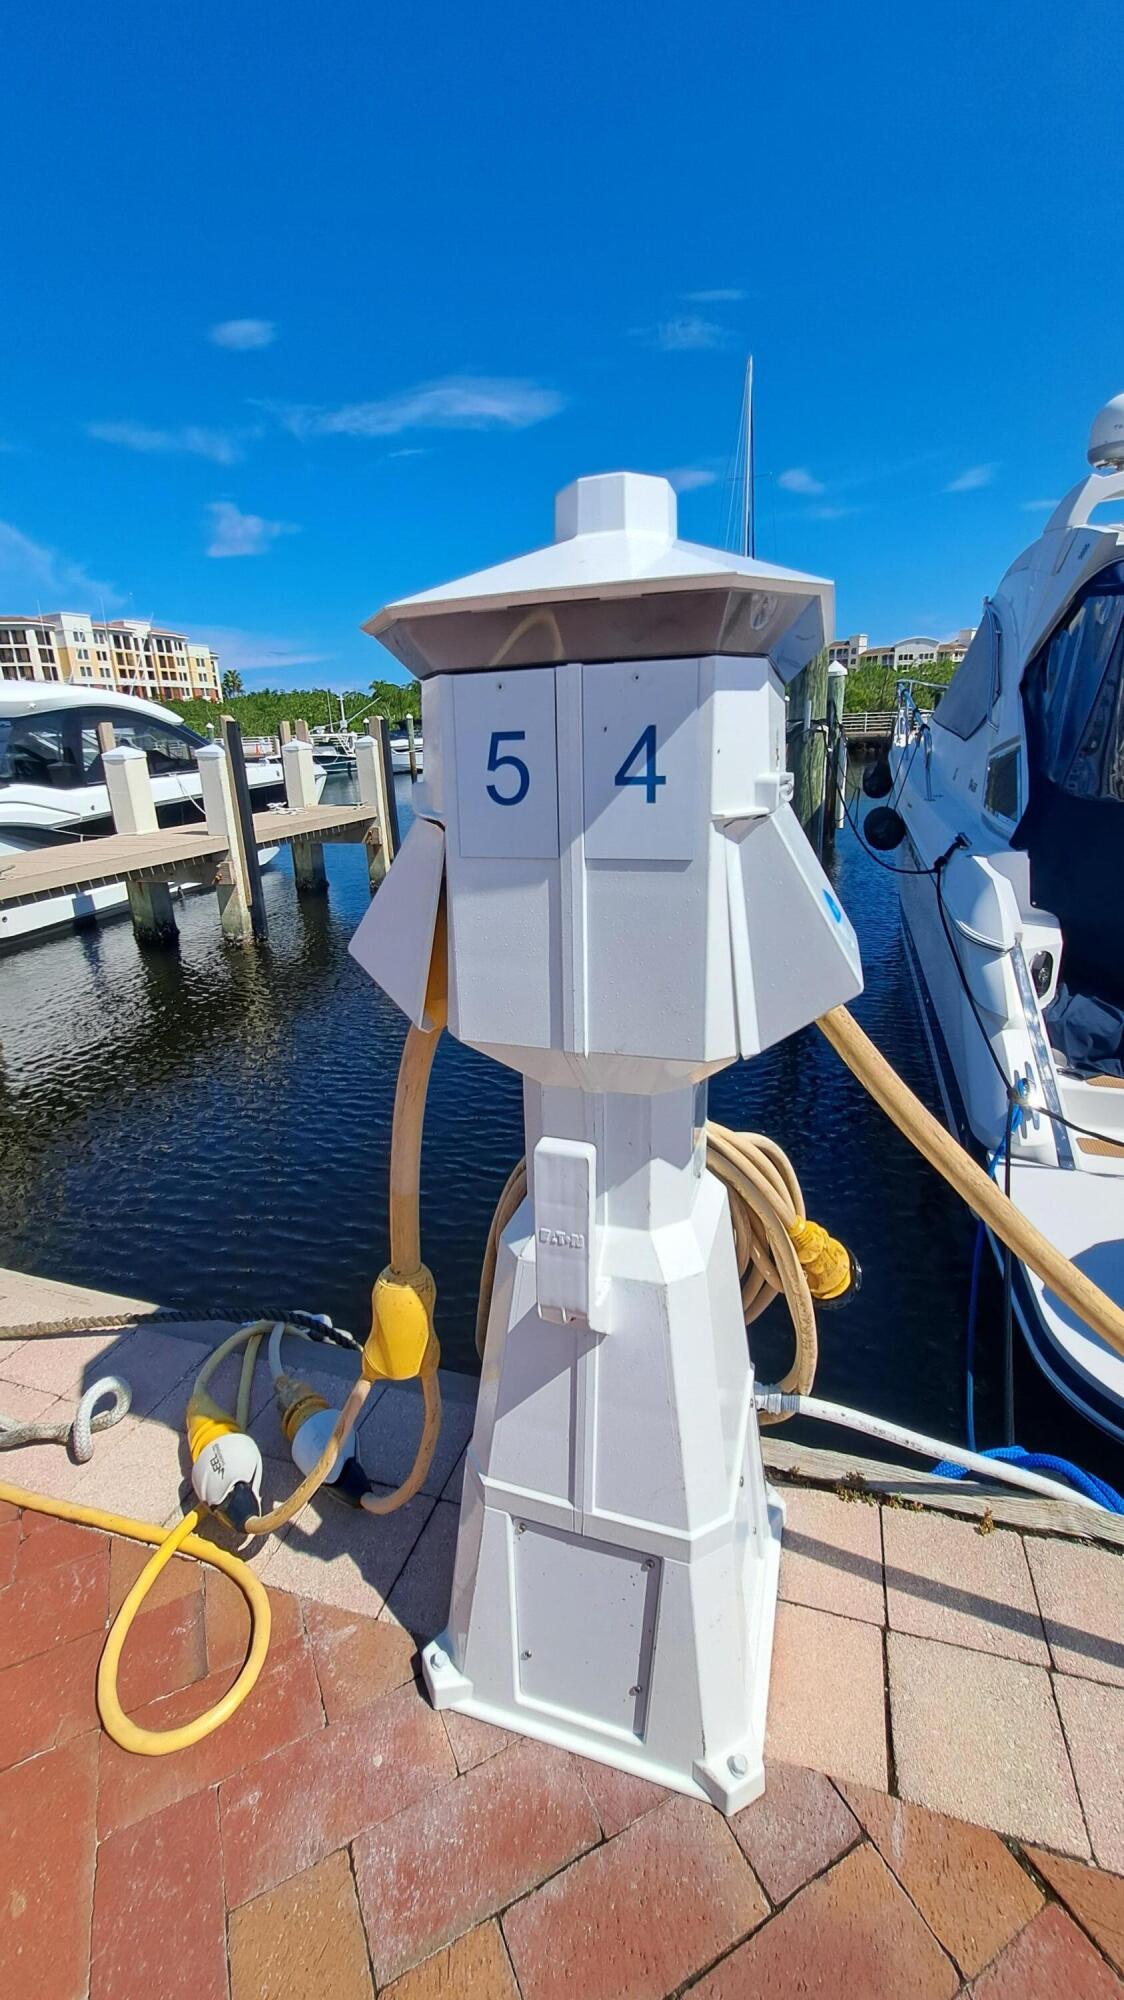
[290,1407,356,1480]
[190,1430,264,1518]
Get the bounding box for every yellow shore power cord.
[5,959,1124,1758]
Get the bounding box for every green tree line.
[844,654,958,712]
[162,679,421,738]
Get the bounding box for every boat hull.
[898,866,1124,1440]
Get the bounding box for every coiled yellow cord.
[0,1485,272,1757]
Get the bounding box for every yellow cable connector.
[278,1385,330,1445]
[185,1388,239,1463]
[364,1264,437,1381]
[787,1217,855,1303]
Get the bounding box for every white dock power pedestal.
[350,471,863,1813]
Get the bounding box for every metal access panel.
[582,658,701,861]
[452,666,560,860]
[514,1520,659,1734]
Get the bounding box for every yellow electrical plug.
[278,1383,330,1445]
[787,1217,859,1305]
[364,1264,437,1381]
[186,1387,240,1462]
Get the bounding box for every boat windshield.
[0,714,81,788]
[1024,561,1124,802]
[77,711,207,784]
[0,706,208,789]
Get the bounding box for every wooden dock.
[0,715,398,947]
[0,803,375,910]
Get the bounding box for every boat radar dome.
[1087,393,1124,469]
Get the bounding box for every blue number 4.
[486,729,530,806]
[614,723,665,804]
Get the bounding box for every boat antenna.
[742,354,755,559]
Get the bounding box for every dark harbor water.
[1,771,1118,1482]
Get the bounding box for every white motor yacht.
[887,392,1124,1439]
[310,723,422,775]
[0,685,325,949]
[387,730,422,775]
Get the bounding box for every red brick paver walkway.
[1,1502,1122,2000]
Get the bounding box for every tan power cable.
[474,1127,821,1421]
[817,1004,1124,1361]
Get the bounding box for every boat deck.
[2,1269,1122,1998]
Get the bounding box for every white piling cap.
[366,472,833,686]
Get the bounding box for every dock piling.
[220,719,269,941]
[283,739,327,892]
[355,734,389,888]
[788,649,829,857]
[377,719,402,857]
[197,742,254,942]
[102,745,178,945]
[405,712,418,781]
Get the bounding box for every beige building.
[857,629,976,675]
[0,612,220,702]
[827,633,869,670]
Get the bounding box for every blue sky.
[1,1,1120,689]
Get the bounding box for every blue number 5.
[486,729,530,805]
[614,724,665,804]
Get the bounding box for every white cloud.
[205,501,297,558]
[682,288,745,303]
[806,503,858,521]
[210,318,276,351]
[0,519,124,609]
[665,466,718,492]
[279,376,563,441]
[778,466,826,496]
[87,420,250,466]
[1021,497,1059,512]
[642,315,727,352]
[945,463,997,492]
[186,624,330,673]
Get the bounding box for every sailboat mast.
[741,354,755,559]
